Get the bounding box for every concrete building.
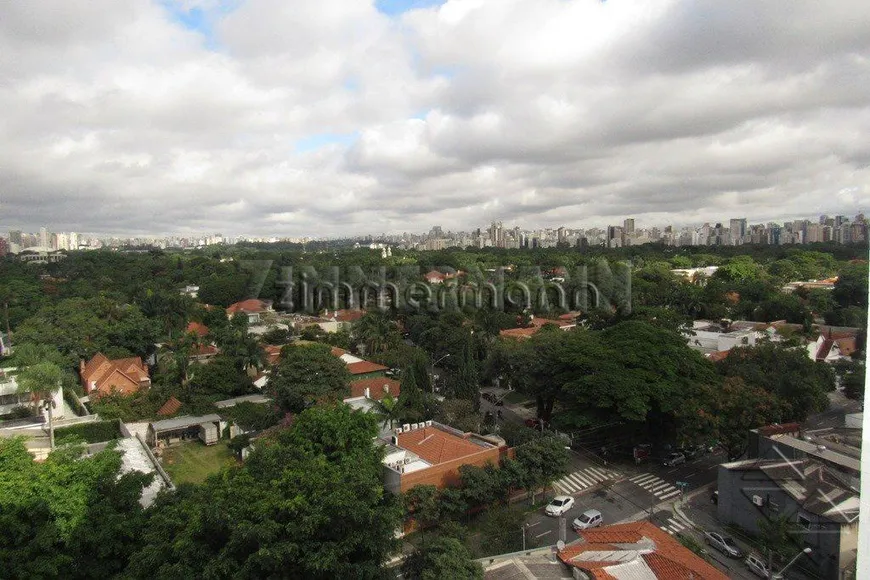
[380,421,510,494]
[0,367,64,419]
[717,458,858,579]
[147,414,224,447]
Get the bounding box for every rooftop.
[214,394,272,408]
[559,522,728,580]
[392,423,494,465]
[347,377,400,401]
[150,414,222,432]
[721,458,859,524]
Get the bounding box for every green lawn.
[161,440,236,485]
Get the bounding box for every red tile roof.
[80,353,150,397]
[348,377,401,400]
[226,299,271,315]
[157,396,182,416]
[706,350,730,362]
[559,522,727,580]
[185,321,209,337]
[757,422,801,437]
[331,346,349,357]
[396,426,488,465]
[263,345,282,366]
[836,337,858,357]
[347,360,389,375]
[324,309,366,323]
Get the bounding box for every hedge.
[55,420,122,444]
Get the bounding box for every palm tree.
[370,394,404,430]
[16,361,64,449]
[353,313,398,355]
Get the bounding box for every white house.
[0,368,64,419]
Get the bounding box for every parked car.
[663,452,686,467]
[710,490,719,505]
[572,509,603,531]
[704,531,744,558]
[682,444,708,459]
[745,554,771,578]
[545,495,575,517]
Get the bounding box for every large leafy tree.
[401,536,483,580]
[187,355,254,399]
[12,296,158,365]
[269,344,351,413]
[352,312,401,356]
[0,438,152,580]
[716,342,834,422]
[128,405,402,579]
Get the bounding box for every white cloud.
[1,0,869,237]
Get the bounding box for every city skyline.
[4,211,866,252]
[1,1,868,237]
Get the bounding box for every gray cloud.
[1,0,869,238]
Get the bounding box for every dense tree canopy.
[268,344,351,413]
[127,405,401,579]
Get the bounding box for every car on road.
[572,509,603,531]
[545,495,575,516]
[710,490,719,505]
[662,452,686,467]
[704,531,744,558]
[745,554,771,578]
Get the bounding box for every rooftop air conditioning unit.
[426,420,433,427]
[752,495,764,507]
[403,424,411,431]
[817,445,827,452]
[404,458,412,464]
[412,423,419,430]
[395,427,403,434]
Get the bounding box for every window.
[798,515,812,530]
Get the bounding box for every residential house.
[184,321,219,362]
[344,377,401,414]
[380,421,510,494]
[79,353,151,398]
[557,521,728,579]
[147,414,224,447]
[331,347,389,379]
[0,367,64,419]
[808,332,858,364]
[226,299,273,323]
[717,458,858,579]
[424,270,459,284]
[320,308,366,332]
[685,320,766,355]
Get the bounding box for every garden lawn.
[161,440,236,485]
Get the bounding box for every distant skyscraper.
[9,230,22,246]
[623,218,635,235]
[39,227,48,248]
[729,218,747,245]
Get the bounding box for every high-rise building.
[729,218,747,245]
[39,227,49,248]
[9,230,22,246]
[623,218,635,235]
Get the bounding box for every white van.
[745,554,770,578]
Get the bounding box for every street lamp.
[771,547,811,580]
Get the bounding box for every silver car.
[704,531,744,558]
[745,554,771,578]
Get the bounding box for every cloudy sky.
[1,0,869,238]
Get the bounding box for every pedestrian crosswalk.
[661,517,689,535]
[627,473,682,501]
[552,467,622,495]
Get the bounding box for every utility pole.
[43,397,56,450]
[522,524,527,551]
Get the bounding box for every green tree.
[128,405,401,579]
[0,438,152,580]
[401,536,483,580]
[513,435,569,502]
[352,312,401,356]
[269,344,351,413]
[717,342,834,422]
[187,355,254,399]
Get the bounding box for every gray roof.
[150,414,221,432]
[214,394,272,408]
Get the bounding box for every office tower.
[623,218,635,235]
[39,227,48,248]
[729,218,747,245]
[9,230,22,246]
